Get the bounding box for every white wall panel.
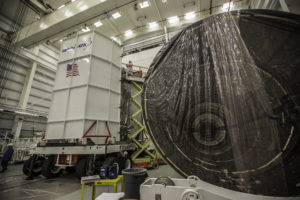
[0,89,20,102]
[31,79,53,93]
[2,80,24,92]
[0,98,18,106]
[27,104,50,113]
[122,46,161,71]
[29,87,52,100]
[39,45,59,60]
[28,95,51,108]
[36,67,56,79]
[38,51,58,65]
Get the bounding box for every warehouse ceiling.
[12,0,249,50]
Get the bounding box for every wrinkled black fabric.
[142,10,300,196]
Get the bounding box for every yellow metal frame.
[80,175,124,200]
[129,81,156,162]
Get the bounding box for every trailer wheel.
[22,158,30,175]
[120,156,132,171]
[42,156,61,178]
[76,156,94,178]
[23,156,44,177]
[76,158,86,178]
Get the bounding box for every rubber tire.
[22,158,30,176]
[65,167,75,174]
[152,162,159,169]
[75,158,87,179]
[119,156,132,172]
[23,156,43,177]
[42,157,61,179]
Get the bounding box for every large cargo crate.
[46,31,122,144]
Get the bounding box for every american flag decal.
[66,63,79,77]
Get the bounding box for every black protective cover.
[142,10,300,197]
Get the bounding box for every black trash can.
[122,168,148,199]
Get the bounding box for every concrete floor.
[0,163,182,200]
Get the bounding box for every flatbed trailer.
[23,31,135,178]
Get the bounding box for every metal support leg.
[80,183,85,200]
[92,184,96,200]
[121,176,124,192]
[113,183,117,193]
[26,155,37,180]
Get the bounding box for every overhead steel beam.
[14,0,135,47]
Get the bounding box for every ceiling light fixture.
[60,39,63,42]
[148,21,158,28]
[112,12,121,19]
[125,30,133,36]
[111,36,117,41]
[139,1,150,8]
[168,16,179,24]
[65,10,73,17]
[94,21,103,27]
[184,11,195,20]
[82,26,90,32]
[222,2,234,10]
[40,23,48,29]
[57,4,65,9]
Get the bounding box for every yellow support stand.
[80,175,124,200]
[129,81,156,165]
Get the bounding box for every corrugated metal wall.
[27,45,57,113]
[0,44,58,138]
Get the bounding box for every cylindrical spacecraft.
[142,10,300,197]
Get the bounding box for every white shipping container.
[46,31,122,144]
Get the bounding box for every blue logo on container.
[62,37,93,53]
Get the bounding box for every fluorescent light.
[185,11,195,20]
[139,1,150,8]
[82,27,90,32]
[57,4,65,9]
[60,39,63,42]
[94,21,103,27]
[40,23,48,29]
[125,30,133,36]
[168,16,179,24]
[65,10,73,17]
[112,12,121,19]
[148,21,158,28]
[222,2,234,10]
[79,4,88,11]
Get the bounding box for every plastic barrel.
[122,168,148,199]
